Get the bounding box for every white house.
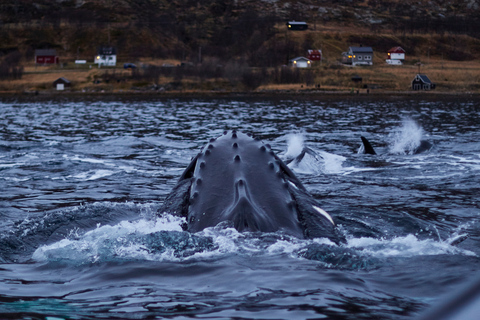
[289,57,312,68]
[94,47,117,66]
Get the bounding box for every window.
[365,56,371,60]
[358,56,362,60]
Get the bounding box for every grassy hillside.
[0,0,479,93]
[1,0,479,63]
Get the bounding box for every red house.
[35,49,59,65]
[307,49,322,61]
[387,47,406,60]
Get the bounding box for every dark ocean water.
[0,96,479,319]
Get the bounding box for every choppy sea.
[0,96,479,319]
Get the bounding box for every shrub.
[241,69,264,90]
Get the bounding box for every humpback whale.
[360,136,432,155]
[159,130,345,244]
[282,134,326,173]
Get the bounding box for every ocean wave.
[31,213,476,269]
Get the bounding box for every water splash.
[321,151,347,174]
[283,133,345,174]
[388,119,426,154]
[32,215,188,263]
[289,150,326,174]
[31,213,476,269]
[284,133,305,159]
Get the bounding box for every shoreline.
[1,89,480,102]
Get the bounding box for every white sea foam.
[347,234,476,257]
[321,151,347,174]
[0,163,20,169]
[283,133,346,175]
[32,213,476,265]
[32,215,186,263]
[288,150,325,174]
[71,169,118,181]
[448,155,480,170]
[61,153,143,180]
[289,149,350,175]
[3,176,31,182]
[64,154,110,165]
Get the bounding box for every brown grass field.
[3,57,478,95]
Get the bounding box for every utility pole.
[416,62,422,73]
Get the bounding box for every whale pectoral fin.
[179,153,201,180]
[285,147,318,167]
[292,148,307,165]
[158,152,200,220]
[303,147,317,158]
[158,177,193,221]
[288,181,346,244]
[273,153,308,192]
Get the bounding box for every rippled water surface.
[1,96,479,319]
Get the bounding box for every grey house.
[342,47,374,66]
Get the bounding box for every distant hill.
[1,0,480,66]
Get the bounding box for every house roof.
[307,49,322,54]
[54,77,70,84]
[35,49,57,56]
[349,46,373,53]
[290,57,312,62]
[287,21,307,25]
[97,47,117,55]
[414,74,432,84]
[388,46,406,53]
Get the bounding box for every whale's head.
[184,131,303,237]
[160,130,344,244]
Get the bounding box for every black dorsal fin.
[360,136,376,155]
